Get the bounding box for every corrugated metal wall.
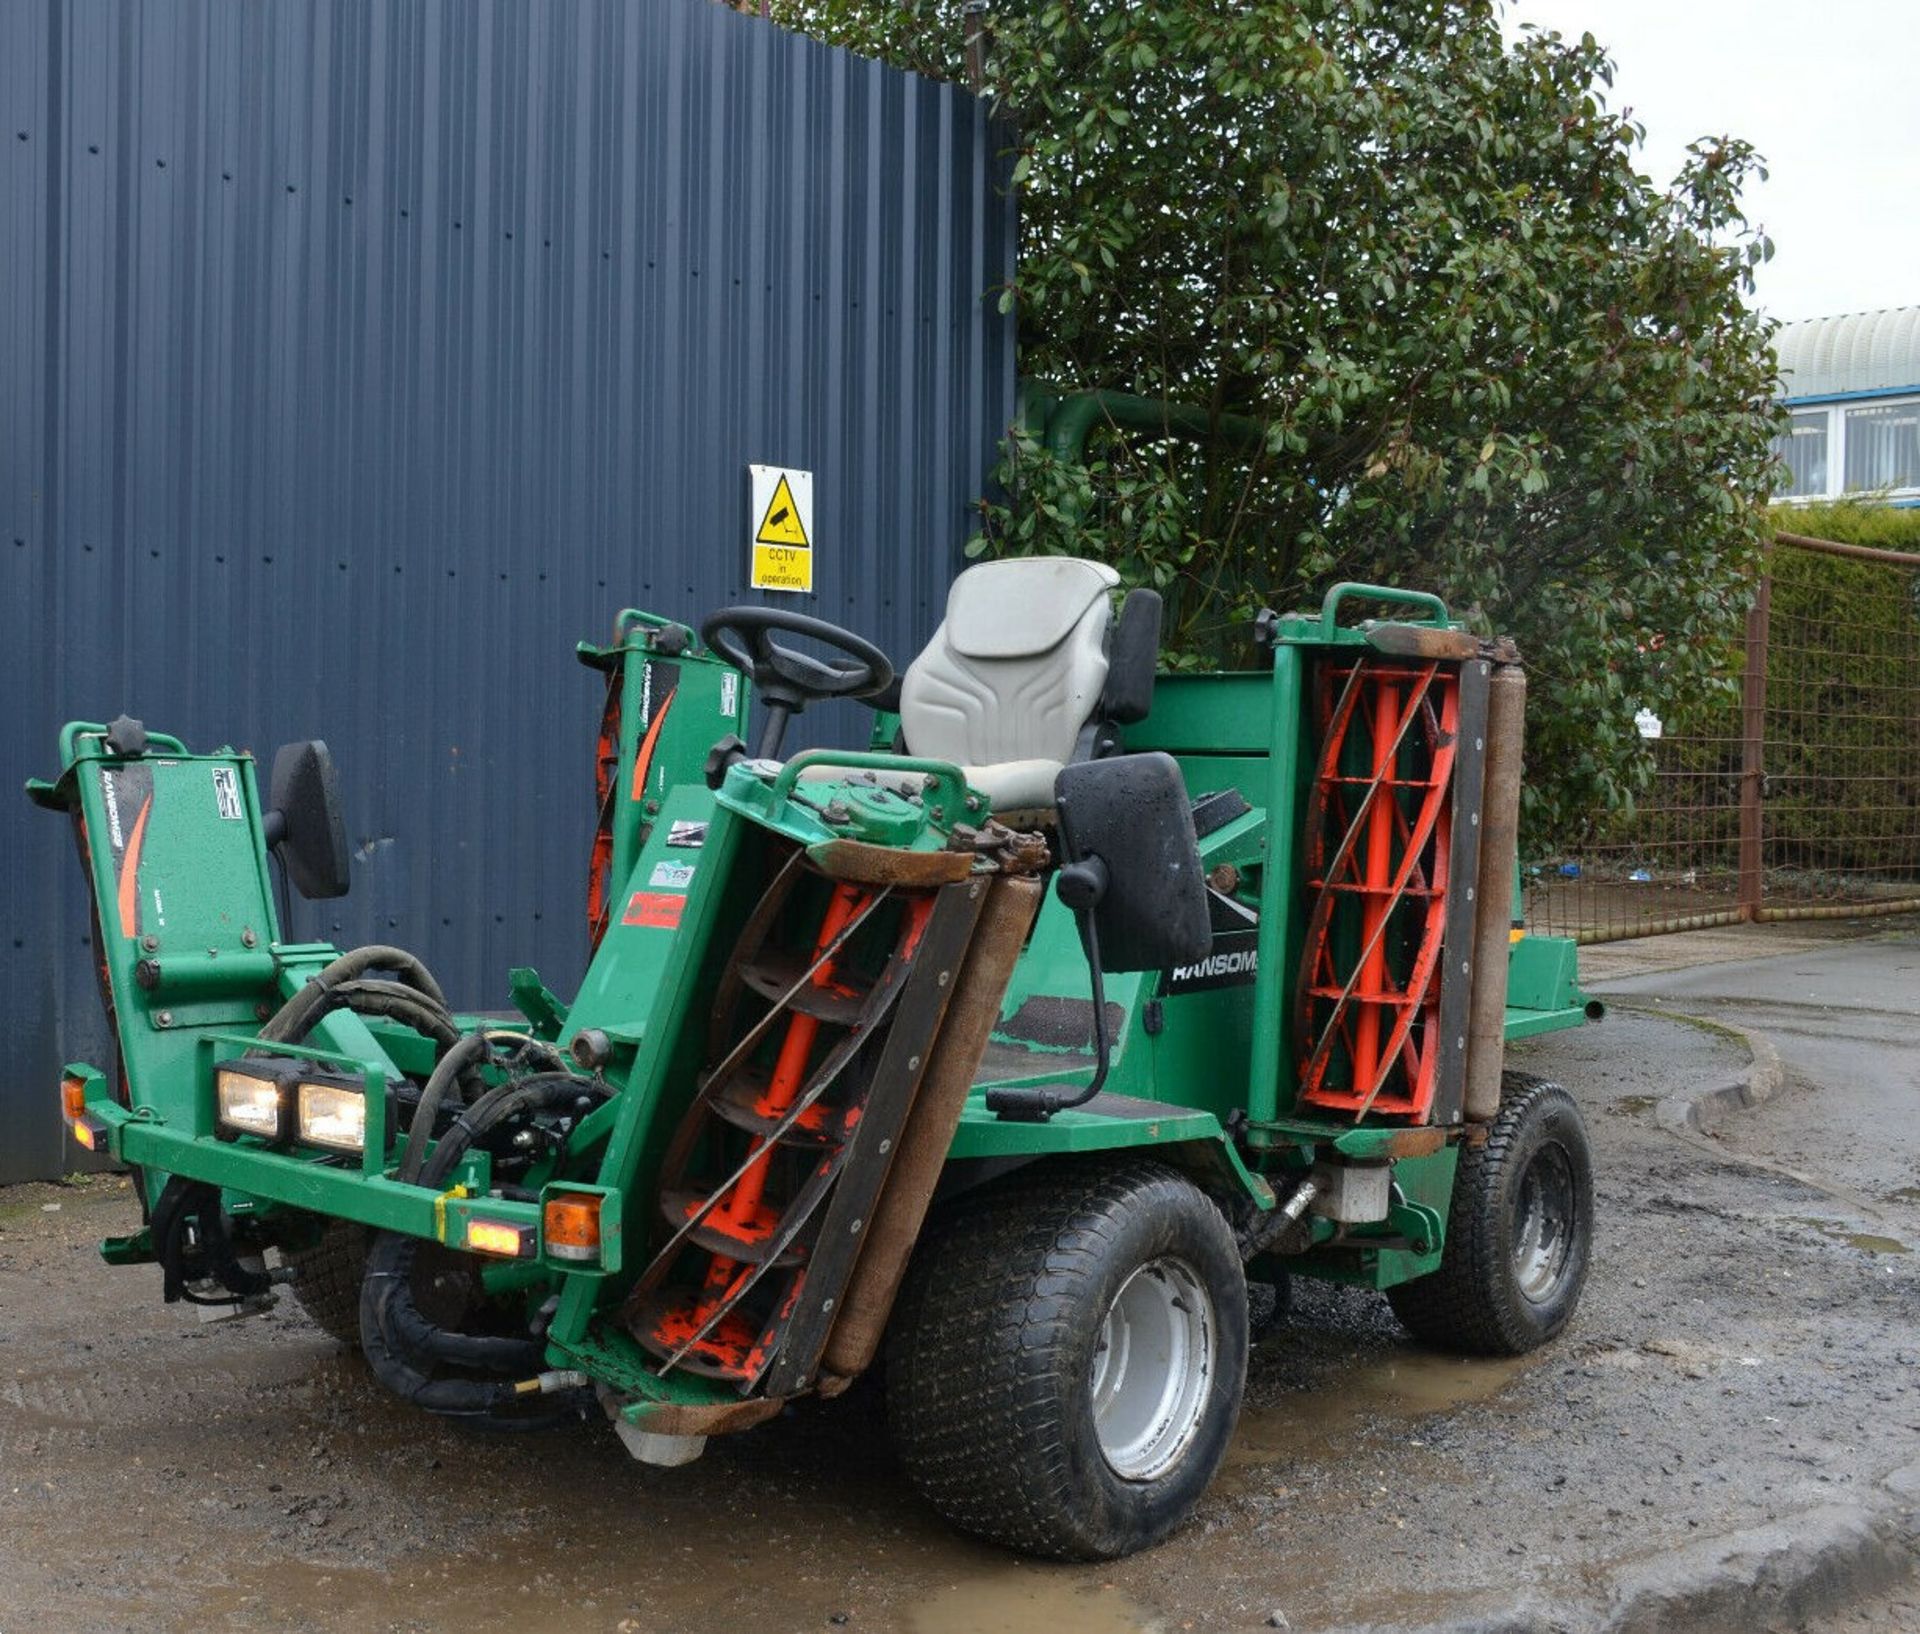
[0,0,1016,1182]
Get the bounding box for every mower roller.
[28,560,1598,1560]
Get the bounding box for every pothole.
[1785,1215,1910,1255]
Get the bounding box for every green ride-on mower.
[29,558,1599,1560]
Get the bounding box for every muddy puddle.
[184,1538,892,1633]
[1230,1350,1533,1471]
[911,1570,1160,1634]
[182,1555,1167,1634]
[123,1346,1535,1634]
[1786,1215,1910,1255]
[1608,1095,1659,1117]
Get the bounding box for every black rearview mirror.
[987,753,1210,1121]
[265,740,351,900]
[1054,752,1210,972]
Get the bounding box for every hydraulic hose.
[257,944,451,1045]
[363,1240,546,1373]
[431,1072,609,1169]
[359,1247,586,1416]
[1235,1176,1322,1261]
[359,1071,607,1421]
[260,951,570,1179]
[398,1030,567,1186]
[270,978,462,1054]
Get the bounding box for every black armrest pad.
[1102,589,1162,725]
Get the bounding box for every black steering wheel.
[700,606,894,759]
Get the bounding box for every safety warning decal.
[622,890,687,929]
[748,464,814,594]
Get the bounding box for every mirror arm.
[987,877,1112,1123]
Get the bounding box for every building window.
[1842,399,1920,493]
[1773,408,1829,497]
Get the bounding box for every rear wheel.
[885,1160,1248,1560]
[1388,1073,1593,1355]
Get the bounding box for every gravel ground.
[1,1004,1914,1634]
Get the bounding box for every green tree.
[775,0,1782,844]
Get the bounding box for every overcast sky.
[1505,0,1920,324]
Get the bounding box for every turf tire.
[884,1159,1248,1561]
[1387,1072,1593,1355]
[282,1220,370,1346]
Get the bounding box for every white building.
[1772,306,1920,505]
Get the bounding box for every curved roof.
[1777,306,1920,400]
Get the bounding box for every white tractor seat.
[897,556,1121,814]
[792,755,1062,811]
[792,555,1157,816]
[941,757,1065,814]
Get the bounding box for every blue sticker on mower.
[648,859,697,890]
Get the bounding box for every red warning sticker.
[622,890,686,929]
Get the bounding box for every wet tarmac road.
[1591,931,1920,1209]
[1,966,1915,1633]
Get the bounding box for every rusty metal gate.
[1525,531,1920,944]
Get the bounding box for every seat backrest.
[899,557,1121,768]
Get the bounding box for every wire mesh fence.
[1524,532,1920,943]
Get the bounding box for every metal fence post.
[1737,572,1771,920]
[964,1,992,92]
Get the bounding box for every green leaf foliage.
[773,0,1784,847]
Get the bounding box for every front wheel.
[885,1160,1249,1560]
[281,1218,484,1350]
[1387,1073,1594,1355]
[281,1220,369,1345]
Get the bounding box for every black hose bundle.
[248,946,595,1421]
[254,945,466,1116]
[255,946,569,1157]
[276,976,463,1053]
[398,1030,566,1185]
[359,1072,607,1422]
[257,944,450,1045]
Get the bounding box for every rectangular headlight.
[297,1080,367,1152]
[216,1064,290,1140]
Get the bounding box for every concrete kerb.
[1323,1461,1920,1634]
[1320,1003,1914,1634]
[1591,1000,1787,1137]
[1600,1485,1918,1634]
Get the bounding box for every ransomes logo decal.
[1171,945,1259,983]
[1160,928,1259,996]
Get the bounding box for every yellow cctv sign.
[748,465,814,593]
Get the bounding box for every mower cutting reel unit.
[29,565,1598,1561]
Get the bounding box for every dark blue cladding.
[0,0,1016,1180]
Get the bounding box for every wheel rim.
[1512,1142,1578,1303]
[1088,1257,1215,1482]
